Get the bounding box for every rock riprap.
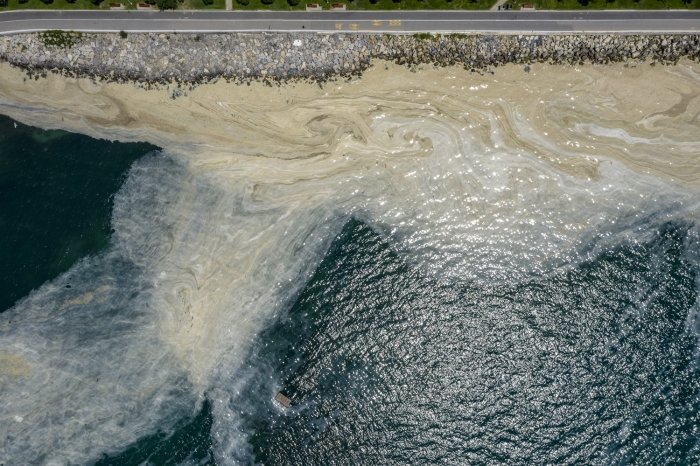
[1,32,699,84]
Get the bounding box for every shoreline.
[2,32,700,465]
[1,32,699,85]
[1,57,699,185]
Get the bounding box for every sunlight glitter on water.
[0,61,699,464]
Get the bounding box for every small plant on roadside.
[119,30,128,39]
[413,32,437,41]
[38,30,82,48]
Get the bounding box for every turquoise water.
[1,119,699,465]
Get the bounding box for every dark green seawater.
[0,114,156,313]
[94,400,216,466]
[234,219,700,465]
[2,118,699,465]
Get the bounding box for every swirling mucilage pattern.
[0,60,699,464]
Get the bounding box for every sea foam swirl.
[0,61,699,464]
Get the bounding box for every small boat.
[274,392,292,408]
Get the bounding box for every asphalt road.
[0,10,698,34]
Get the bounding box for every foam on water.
[0,156,197,464]
[0,61,699,464]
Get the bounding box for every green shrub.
[260,0,274,4]
[156,0,178,8]
[119,30,128,39]
[236,0,249,4]
[0,0,7,6]
[202,0,214,4]
[288,0,300,5]
[18,0,29,4]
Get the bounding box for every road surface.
[0,10,698,35]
